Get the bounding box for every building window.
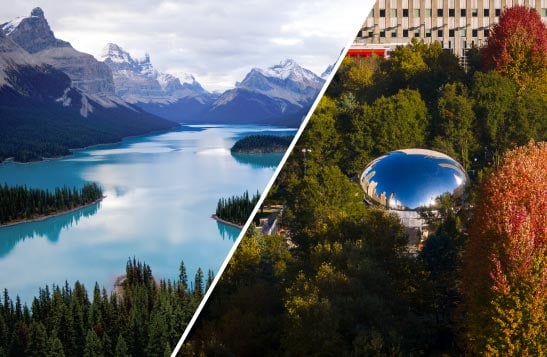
[414,29,421,37]
[425,8,432,17]
[472,8,478,16]
[426,30,432,37]
[368,31,374,38]
[403,8,409,17]
[495,8,501,16]
[484,29,490,36]
[472,29,478,37]
[403,29,409,37]
[391,30,397,37]
[413,9,420,17]
[380,9,386,17]
[391,9,397,17]
[449,29,455,37]
[460,29,467,36]
[437,9,443,16]
[484,8,490,16]
[380,31,386,37]
[449,8,455,16]
[461,9,466,16]
[542,8,547,16]
[438,29,443,37]
[369,9,374,17]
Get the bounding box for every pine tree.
[179,261,188,291]
[145,312,169,356]
[206,270,215,290]
[194,268,204,297]
[83,329,103,357]
[114,335,129,357]
[46,336,65,357]
[27,321,48,357]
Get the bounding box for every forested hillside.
[0,65,177,163]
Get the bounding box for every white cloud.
[1,0,375,91]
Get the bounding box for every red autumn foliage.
[462,141,547,354]
[482,6,547,84]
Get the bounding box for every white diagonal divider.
[171,1,376,354]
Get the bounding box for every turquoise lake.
[0,125,292,303]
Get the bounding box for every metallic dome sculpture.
[360,149,468,211]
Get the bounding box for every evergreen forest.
[230,135,293,154]
[0,183,103,225]
[184,7,546,356]
[215,190,261,226]
[0,258,214,356]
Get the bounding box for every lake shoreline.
[0,125,182,165]
[0,197,104,229]
[211,214,244,229]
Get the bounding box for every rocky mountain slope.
[201,59,324,126]
[0,8,176,162]
[101,43,217,123]
[101,43,210,103]
[3,7,114,94]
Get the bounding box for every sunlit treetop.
[482,6,547,86]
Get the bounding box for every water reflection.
[216,221,241,241]
[0,202,101,258]
[231,153,283,168]
[361,149,468,210]
[0,125,281,303]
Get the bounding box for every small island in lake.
[231,135,293,154]
[212,190,261,227]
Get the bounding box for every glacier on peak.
[102,43,208,104]
[234,58,324,106]
[253,58,319,83]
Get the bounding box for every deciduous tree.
[462,141,547,354]
[482,6,547,86]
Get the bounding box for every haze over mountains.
[0,7,325,161]
[102,44,325,127]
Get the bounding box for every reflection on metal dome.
[360,149,468,211]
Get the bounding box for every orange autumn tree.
[462,141,547,355]
[482,6,547,86]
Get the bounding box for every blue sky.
[2,0,375,91]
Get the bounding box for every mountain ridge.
[102,44,324,127]
[0,8,177,162]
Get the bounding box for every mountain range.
[101,44,325,127]
[0,7,325,162]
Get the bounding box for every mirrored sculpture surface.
[360,149,468,210]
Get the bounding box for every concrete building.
[354,0,547,58]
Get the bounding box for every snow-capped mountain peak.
[101,43,208,103]
[178,72,198,85]
[235,59,324,106]
[100,43,133,64]
[1,8,44,36]
[254,58,320,83]
[2,17,28,36]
